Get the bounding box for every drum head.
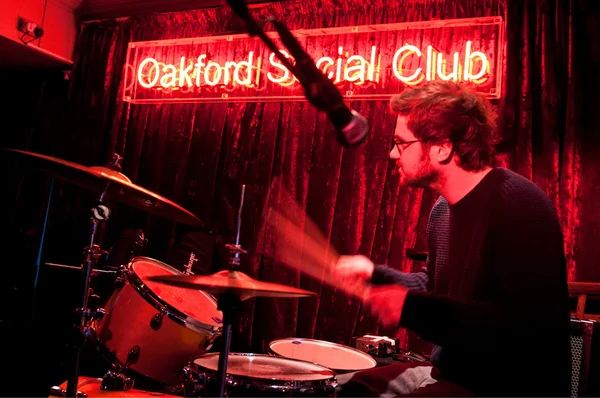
[268,338,377,372]
[193,353,335,381]
[131,257,222,329]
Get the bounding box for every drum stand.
[65,185,112,398]
[214,185,247,398]
[214,247,247,398]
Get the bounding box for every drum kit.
[5,149,377,397]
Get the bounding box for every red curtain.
[3,0,600,359]
[63,0,509,354]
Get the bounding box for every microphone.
[270,19,369,147]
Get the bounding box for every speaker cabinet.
[570,319,598,397]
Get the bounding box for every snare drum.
[94,257,223,386]
[268,338,377,373]
[183,353,337,397]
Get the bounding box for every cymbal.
[5,149,203,227]
[145,270,316,300]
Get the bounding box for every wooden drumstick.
[257,178,368,299]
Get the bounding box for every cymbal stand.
[65,184,111,398]
[215,185,247,398]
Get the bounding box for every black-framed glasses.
[390,137,422,152]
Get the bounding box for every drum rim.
[267,337,378,371]
[191,353,338,388]
[127,256,223,334]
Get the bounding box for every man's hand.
[363,285,409,328]
[334,255,375,281]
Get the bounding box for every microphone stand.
[226,0,337,101]
[225,0,299,76]
[225,0,365,146]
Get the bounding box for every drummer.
[334,81,571,397]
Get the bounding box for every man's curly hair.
[390,81,498,171]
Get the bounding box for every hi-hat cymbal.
[146,270,316,300]
[6,149,203,227]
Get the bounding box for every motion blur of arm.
[335,255,414,329]
[334,250,431,329]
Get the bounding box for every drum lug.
[150,310,166,331]
[92,308,106,322]
[113,265,130,291]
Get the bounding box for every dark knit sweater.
[371,168,571,396]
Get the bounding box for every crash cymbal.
[6,149,203,227]
[146,270,316,300]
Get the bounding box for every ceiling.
[0,0,281,69]
[77,0,284,21]
[0,35,72,69]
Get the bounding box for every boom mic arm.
[225,0,331,107]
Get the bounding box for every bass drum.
[94,257,223,386]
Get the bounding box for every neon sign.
[123,17,504,103]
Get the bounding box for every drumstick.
[257,178,368,299]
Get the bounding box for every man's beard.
[403,153,440,188]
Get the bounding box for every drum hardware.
[8,149,320,396]
[44,262,118,276]
[214,184,247,398]
[106,264,129,291]
[100,345,139,391]
[147,184,316,397]
[43,262,117,318]
[182,364,206,396]
[5,149,205,397]
[392,349,429,363]
[352,335,399,358]
[100,370,135,391]
[93,256,224,387]
[64,180,113,398]
[150,309,167,330]
[183,353,337,397]
[147,266,316,396]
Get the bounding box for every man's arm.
[371,264,429,292]
[368,197,441,292]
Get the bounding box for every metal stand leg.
[215,292,241,398]
[215,185,246,398]
[65,200,110,398]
